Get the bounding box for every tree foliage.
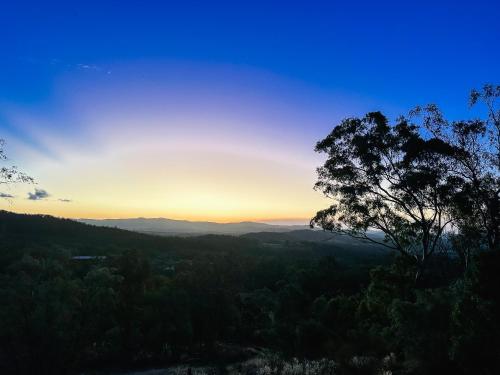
[311,112,456,279]
[412,84,500,253]
[0,139,33,197]
[313,84,500,281]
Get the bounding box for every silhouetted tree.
[412,84,500,253]
[0,139,33,197]
[311,112,456,281]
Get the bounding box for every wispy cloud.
[76,63,112,75]
[77,63,100,71]
[19,57,111,75]
[0,193,14,198]
[28,188,50,201]
[58,198,72,203]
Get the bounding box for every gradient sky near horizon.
[0,1,499,223]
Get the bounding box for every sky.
[0,1,499,223]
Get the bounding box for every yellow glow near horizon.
[3,147,329,222]
[0,63,361,222]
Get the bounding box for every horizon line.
[1,209,311,225]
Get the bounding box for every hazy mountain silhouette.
[242,229,388,249]
[79,217,309,236]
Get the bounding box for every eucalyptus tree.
[311,112,457,281]
[412,84,500,254]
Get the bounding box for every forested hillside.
[0,210,393,374]
[1,209,498,375]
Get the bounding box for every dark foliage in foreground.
[0,211,388,374]
[0,211,498,374]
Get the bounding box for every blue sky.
[0,1,499,221]
[2,1,498,109]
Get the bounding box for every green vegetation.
[0,209,498,375]
[0,210,391,374]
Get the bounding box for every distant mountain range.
[0,210,389,265]
[242,229,387,249]
[79,217,310,236]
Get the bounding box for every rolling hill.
[79,217,309,236]
[0,210,389,266]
